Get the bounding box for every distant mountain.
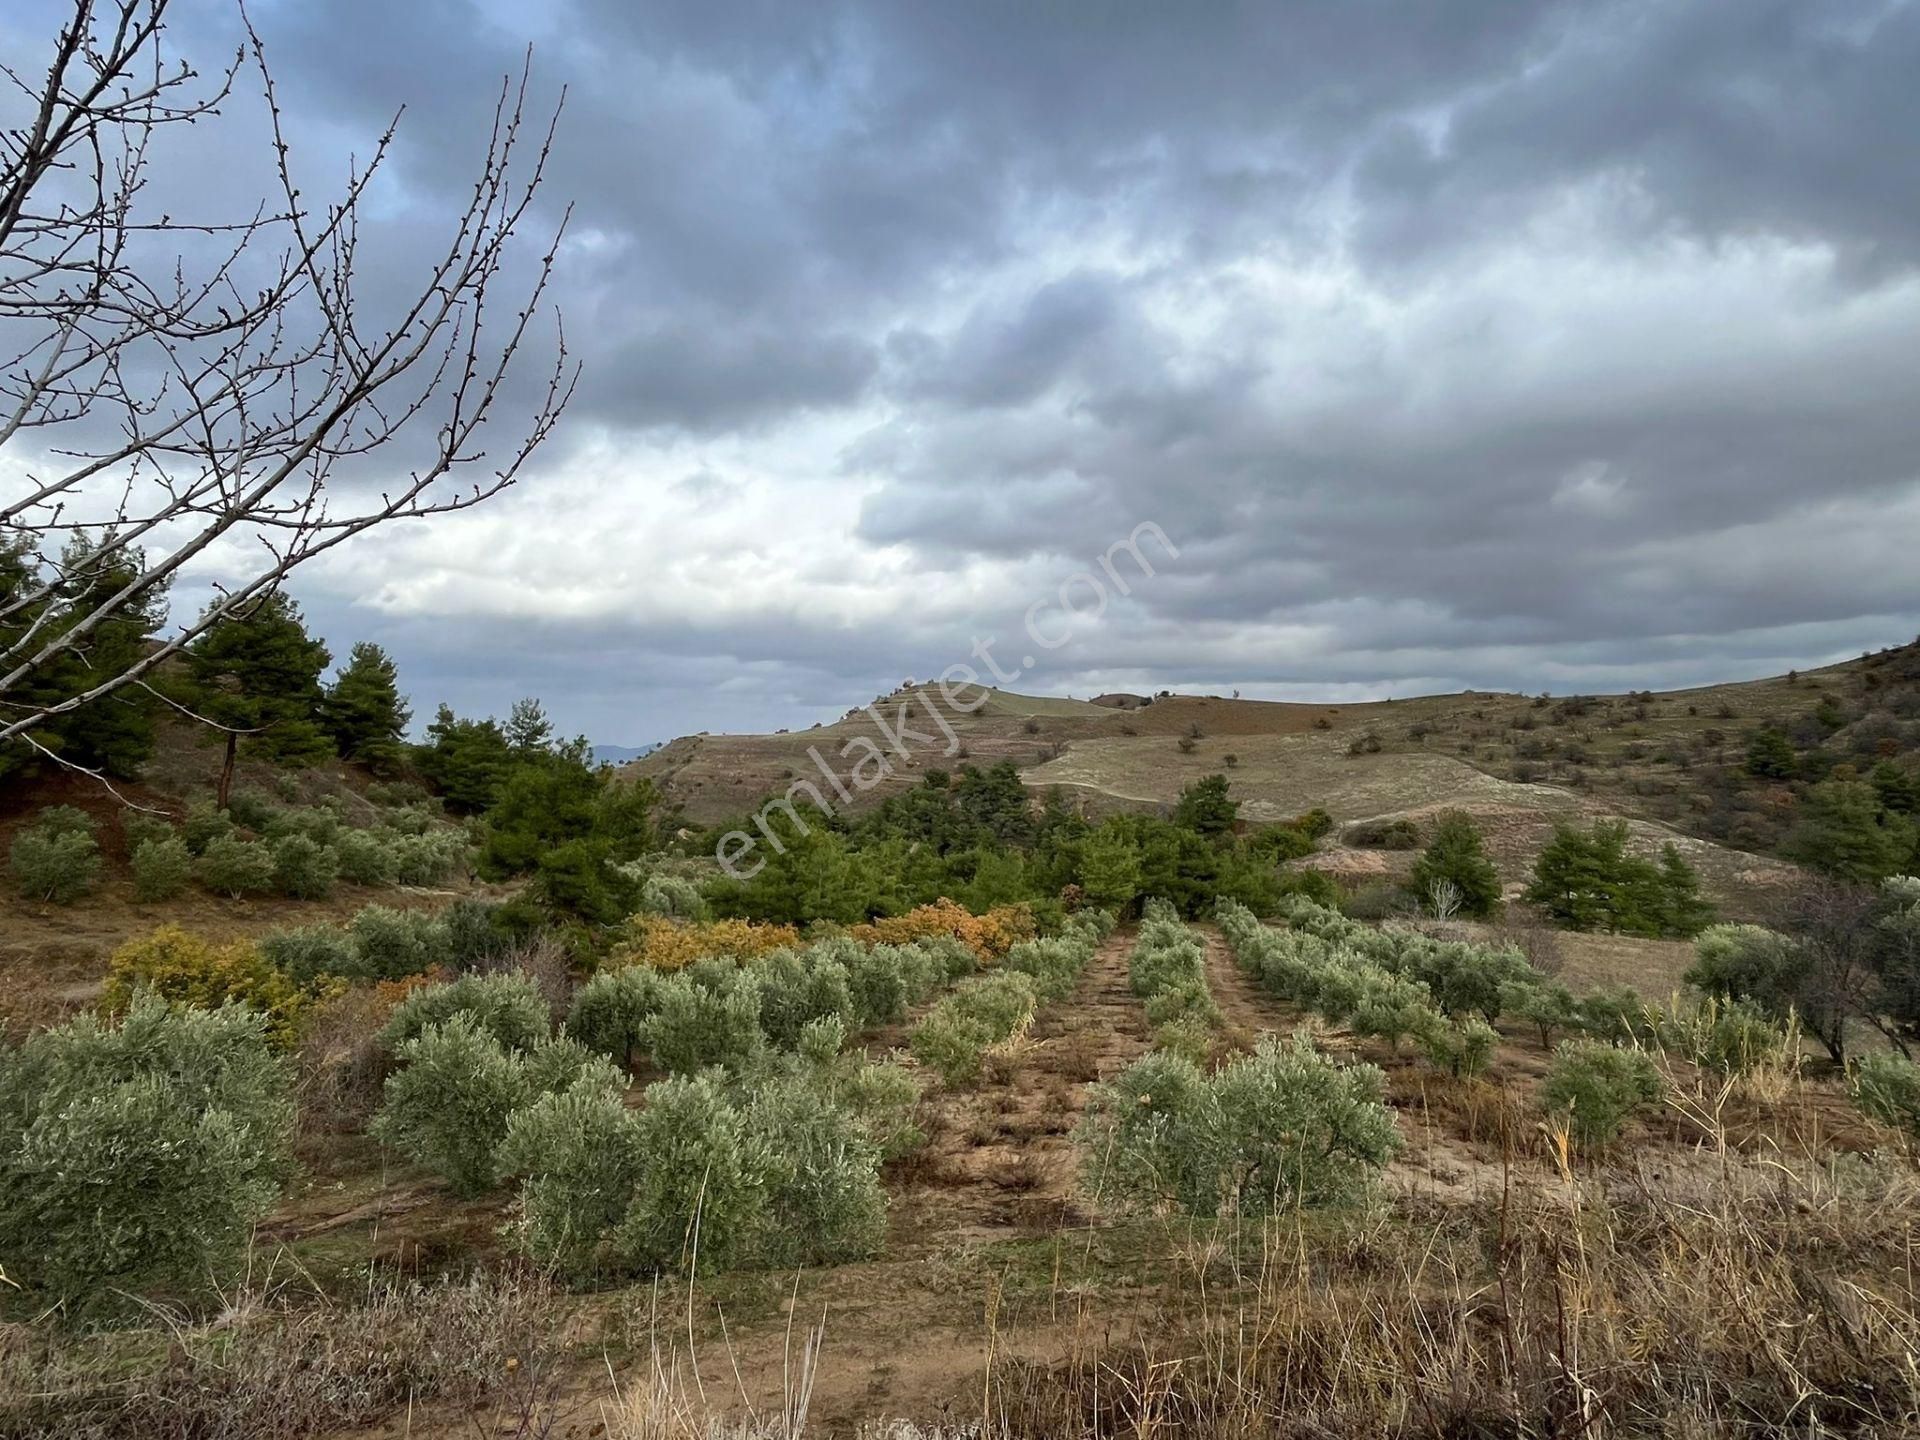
[589,741,661,767]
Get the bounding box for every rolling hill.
[631,642,1920,918]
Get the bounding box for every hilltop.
[632,641,1920,917]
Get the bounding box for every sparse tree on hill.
[324,643,412,776]
[1410,811,1500,918]
[1787,780,1916,884]
[506,697,557,754]
[176,594,333,804]
[1745,727,1799,780]
[1174,774,1238,838]
[0,0,572,782]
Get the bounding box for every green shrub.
[1685,924,1806,1018]
[195,835,277,898]
[380,972,552,1053]
[1079,1049,1220,1214]
[522,1033,623,1095]
[909,971,1038,1086]
[1576,986,1650,1045]
[259,924,360,983]
[389,829,468,885]
[10,820,101,904]
[349,904,453,980]
[262,804,341,847]
[1209,1033,1400,1212]
[496,1084,645,1273]
[443,898,512,968]
[0,994,294,1310]
[845,943,913,1026]
[372,1017,531,1195]
[637,871,709,921]
[130,835,192,902]
[745,1077,886,1266]
[830,1053,925,1161]
[334,828,400,886]
[1507,981,1583,1047]
[1650,996,1798,1079]
[751,948,856,1048]
[1081,1033,1398,1217]
[1542,1040,1664,1148]
[913,934,979,982]
[181,800,235,854]
[645,968,766,1074]
[122,812,177,853]
[1002,935,1090,1003]
[1851,1053,1920,1148]
[567,966,664,1068]
[1417,1015,1499,1078]
[613,1073,772,1273]
[270,834,339,899]
[225,789,279,831]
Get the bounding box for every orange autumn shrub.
[612,915,801,972]
[850,899,1035,961]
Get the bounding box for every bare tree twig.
[0,0,576,768]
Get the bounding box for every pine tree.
[0,534,169,780]
[1410,811,1501,918]
[505,697,555,754]
[1787,780,1916,884]
[324,642,411,775]
[1077,825,1142,912]
[1173,774,1239,838]
[1745,727,1798,780]
[1653,844,1714,937]
[417,704,514,813]
[178,594,332,803]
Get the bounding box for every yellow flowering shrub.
[103,924,321,1047]
[613,915,801,972]
[850,899,1036,961]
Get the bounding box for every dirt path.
[1194,921,1302,1053]
[890,927,1154,1250]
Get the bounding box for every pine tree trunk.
[217,731,237,809]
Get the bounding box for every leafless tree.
[1425,876,1464,923]
[0,0,575,772]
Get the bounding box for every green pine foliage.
[194,834,278,898]
[178,594,334,768]
[1523,822,1715,937]
[9,807,102,903]
[323,642,412,775]
[1408,810,1501,918]
[130,834,193,901]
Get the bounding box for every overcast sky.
[14,0,1920,744]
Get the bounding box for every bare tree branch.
[0,0,576,764]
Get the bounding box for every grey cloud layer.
[43,0,1919,741]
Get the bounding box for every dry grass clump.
[0,1270,566,1440]
[987,1152,1920,1437]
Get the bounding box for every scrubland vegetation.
[6,634,1920,1435]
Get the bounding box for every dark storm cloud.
[15,0,1914,741]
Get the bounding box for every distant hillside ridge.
[628,644,1920,916]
